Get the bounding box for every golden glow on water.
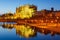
[2,24,36,38]
[15,25,35,38]
[2,23,60,38]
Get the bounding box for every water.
[0,22,60,40]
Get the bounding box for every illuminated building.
[15,4,37,19]
[1,5,60,20]
[1,12,14,19]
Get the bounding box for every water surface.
[0,22,60,40]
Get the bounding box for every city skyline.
[0,0,60,14]
[0,0,60,40]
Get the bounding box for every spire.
[51,7,54,11]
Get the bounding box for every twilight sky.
[0,0,60,14]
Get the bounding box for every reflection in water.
[35,27,60,36]
[2,24,36,38]
[15,25,36,38]
[2,23,60,38]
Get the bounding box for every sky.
[0,0,60,14]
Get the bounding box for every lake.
[0,22,60,40]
